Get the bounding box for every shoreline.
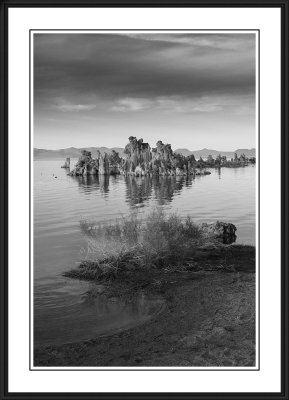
[34,244,255,367]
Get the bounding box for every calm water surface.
[34,160,256,347]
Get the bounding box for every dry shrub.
[65,208,204,280]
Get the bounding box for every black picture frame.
[0,0,288,399]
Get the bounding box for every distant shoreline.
[34,146,256,161]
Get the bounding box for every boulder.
[201,221,237,244]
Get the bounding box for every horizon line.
[34,146,256,152]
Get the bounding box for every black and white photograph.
[2,0,289,396]
[32,31,258,368]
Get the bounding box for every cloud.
[156,96,224,113]
[33,33,256,150]
[111,98,152,112]
[49,95,234,115]
[123,33,255,51]
[109,94,254,114]
[51,103,96,113]
[34,33,256,107]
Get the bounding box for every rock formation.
[192,152,252,169]
[65,137,215,177]
[98,151,110,175]
[68,149,121,176]
[122,137,152,176]
[121,137,206,177]
[68,150,97,176]
[108,150,122,175]
[61,158,70,169]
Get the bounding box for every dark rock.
[201,221,237,244]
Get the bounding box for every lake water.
[33,160,256,347]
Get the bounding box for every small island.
[63,136,255,177]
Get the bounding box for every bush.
[65,208,204,280]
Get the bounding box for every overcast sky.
[34,32,256,151]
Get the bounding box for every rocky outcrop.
[68,149,121,176]
[65,137,213,177]
[121,137,209,177]
[200,152,252,168]
[151,141,176,176]
[69,150,98,176]
[201,221,237,244]
[122,137,152,176]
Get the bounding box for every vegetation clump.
[64,209,208,281]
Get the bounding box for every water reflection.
[152,175,191,205]
[69,173,199,207]
[125,175,196,207]
[125,175,153,207]
[70,174,110,195]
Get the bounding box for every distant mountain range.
[34,146,256,160]
[34,147,125,160]
[174,148,256,159]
